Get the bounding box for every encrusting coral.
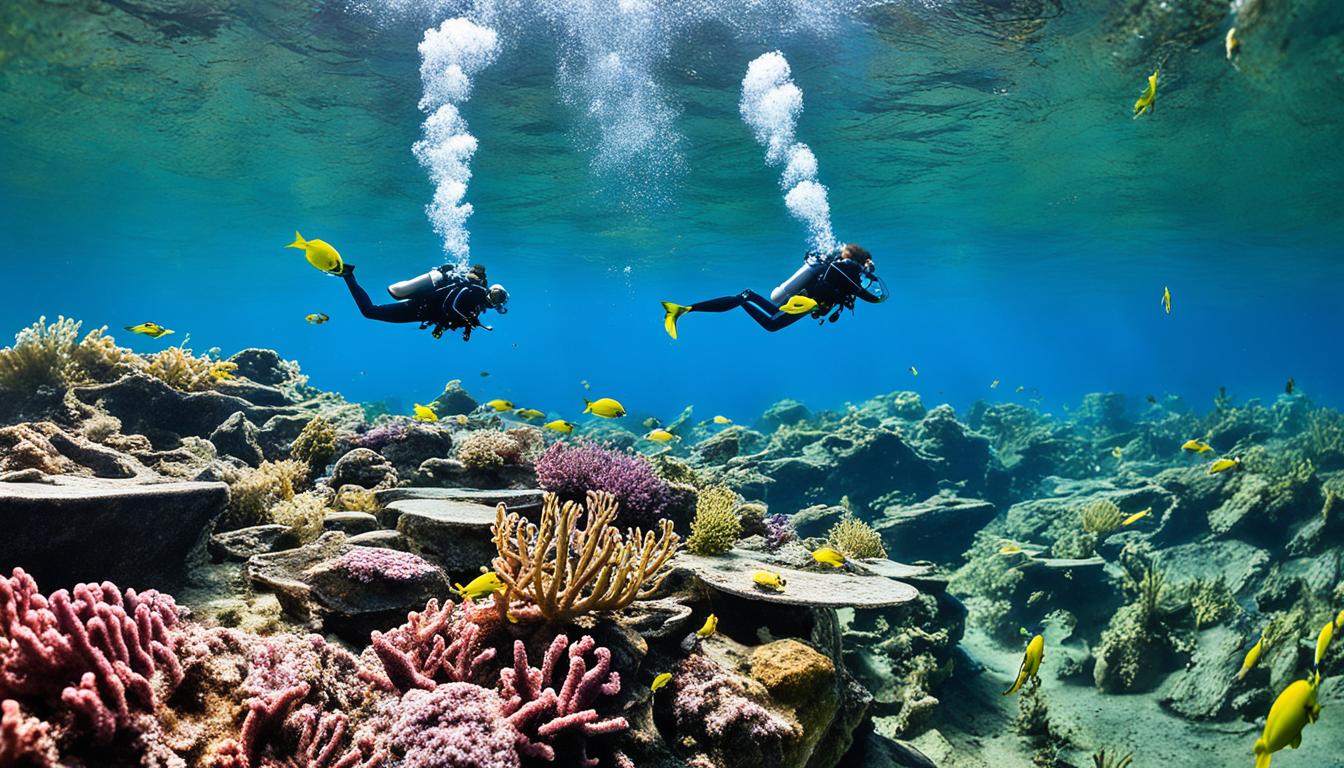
[492,491,680,623]
[826,514,887,560]
[456,428,536,470]
[686,485,742,556]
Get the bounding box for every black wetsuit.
[342,270,490,338]
[689,258,883,332]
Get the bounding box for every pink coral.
[391,683,521,768]
[672,654,797,766]
[0,698,57,766]
[210,686,386,768]
[534,440,671,526]
[337,547,439,585]
[0,568,183,744]
[359,599,495,693]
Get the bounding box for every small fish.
[752,571,786,592]
[1111,446,1124,459]
[1182,439,1213,454]
[991,380,1000,389]
[1208,457,1241,475]
[650,672,672,692]
[1146,394,1158,404]
[1133,68,1158,119]
[645,429,678,442]
[811,546,846,568]
[584,398,626,418]
[1004,634,1045,696]
[454,414,469,426]
[305,313,330,325]
[1253,678,1321,768]
[1225,27,1241,62]
[999,542,1024,556]
[581,379,591,390]
[124,322,174,339]
[1285,378,1295,395]
[909,366,918,377]
[642,417,662,430]
[413,404,439,422]
[516,408,545,421]
[778,295,818,315]
[713,415,732,425]
[453,571,506,601]
[479,371,490,377]
[696,614,718,638]
[286,231,343,274]
[543,419,575,434]
[1316,618,1335,671]
[486,399,514,412]
[1238,632,1265,681]
[1161,285,1171,314]
[208,362,237,381]
[1015,385,1026,394]
[1121,508,1151,526]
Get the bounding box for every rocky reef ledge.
[1,319,1342,767]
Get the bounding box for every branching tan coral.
[686,485,742,556]
[336,486,379,513]
[1080,499,1124,534]
[270,491,330,543]
[219,459,308,529]
[827,514,887,559]
[0,316,137,392]
[491,490,680,622]
[144,346,216,392]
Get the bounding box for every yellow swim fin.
[287,231,307,250]
[662,302,691,340]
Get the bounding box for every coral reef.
[492,491,679,622]
[456,428,536,470]
[672,653,800,768]
[0,316,136,395]
[826,514,887,560]
[290,416,338,472]
[685,485,742,556]
[534,441,672,526]
[219,459,310,530]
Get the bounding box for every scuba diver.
[660,243,887,338]
[339,261,509,341]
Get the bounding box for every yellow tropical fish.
[650,672,672,692]
[696,614,718,638]
[1336,608,1344,628]
[453,572,506,601]
[286,231,344,274]
[1121,508,1151,526]
[713,415,732,425]
[811,546,846,568]
[1315,618,1335,670]
[752,571,786,592]
[1133,68,1158,119]
[1004,634,1045,695]
[1238,632,1264,681]
[124,322,174,339]
[486,399,514,412]
[909,366,918,377]
[412,404,438,422]
[645,429,677,442]
[516,408,545,421]
[1182,439,1213,454]
[583,398,626,418]
[1161,285,1172,314]
[1253,678,1320,768]
[778,295,818,315]
[1111,446,1124,459]
[543,419,575,434]
[1226,27,1241,62]
[1209,457,1241,475]
[305,313,330,325]
[999,542,1024,556]
[208,362,238,382]
[991,379,1000,389]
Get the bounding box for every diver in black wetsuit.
[338,262,510,340]
[660,243,886,338]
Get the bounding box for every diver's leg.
[740,301,807,332]
[342,271,420,323]
[686,292,752,313]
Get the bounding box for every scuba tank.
[770,251,832,304]
[387,267,452,300]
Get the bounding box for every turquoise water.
[3,0,1343,423]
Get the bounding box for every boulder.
[330,448,398,489]
[373,487,543,526]
[257,414,314,460]
[792,503,848,539]
[749,639,840,768]
[378,422,454,477]
[0,422,146,479]
[415,457,537,490]
[758,399,811,432]
[912,406,992,493]
[346,530,409,550]
[72,373,299,441]
[674,550,919,609]
[247,532,449,642]
[1160,624,1246,720]
[874,496,996,564]
[1151,540,1271,595]
[692,427,747,466]
[209,524,297,561]
[323,511,380,535]
[212,379,291,407]
[227,348,291,387]
[209,412,264,466]
[0,476,226,588]
[427,379,478,416]
[391,498,499,574]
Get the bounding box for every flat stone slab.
[875,496,996,563]
[392,499,500,574]
[0,477,226,588]
[375,487,542,527]
[856,559,948,594]
[674,550,919,609]
[324,511,380,535]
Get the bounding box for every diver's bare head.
[841,243,874,271]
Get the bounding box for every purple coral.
[359,599,496,693]
[498,634,628,766]
[763,514,796,551]
[535,440,671,526]
[351,420,411,451]
[672,654,797,765]
[338,548,439,585]
[391,683,521,768]
[0,568,183,744]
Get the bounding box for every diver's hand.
[480,324,493,332]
